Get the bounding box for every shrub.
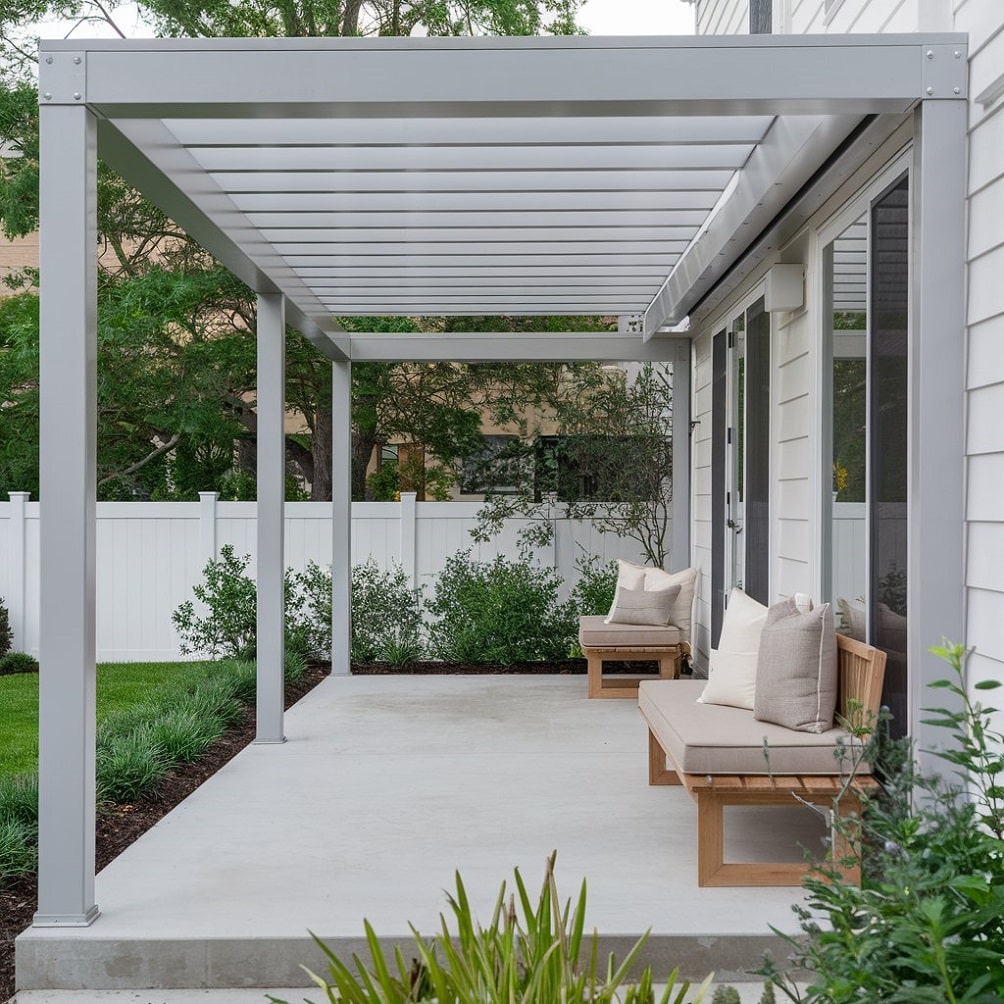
[146,709,224,764]
[268,853,711,1004]
[284,647,307,684]
[426,551,576,664]
[0,597,11,657]
[172,545,258,659]
[567,554,617,619]
[96,728,170,803]
[762,641,1004,1001]
[0,650,38,675]
[287,561,334,660]
[351,559,425,664]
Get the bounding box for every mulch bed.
[0,659,611,1003]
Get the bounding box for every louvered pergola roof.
[38,33,964,359]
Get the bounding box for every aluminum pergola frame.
[34,33,967,928]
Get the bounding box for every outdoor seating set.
[578,562,887,888]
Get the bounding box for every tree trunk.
[311,406,333,501]
[352,433,377,500]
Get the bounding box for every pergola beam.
[346,333,682,362]
[57,35,952,117]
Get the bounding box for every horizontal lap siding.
[961,0,1004,706]
[774,313,813,601]
[692,331,715,669]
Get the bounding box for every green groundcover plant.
[760,642,1004,1003]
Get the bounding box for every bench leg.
[648,730,682,786]
[586,653,604,699]
[692,790,864,887]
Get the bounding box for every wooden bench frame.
[584,642,688,699]
[645,633,887,887]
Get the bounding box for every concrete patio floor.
[16,674,825,997]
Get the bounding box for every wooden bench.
[578,615,687,699]
[640,634,886,887]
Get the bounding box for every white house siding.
[773,307,814,602]
[691,330,714,668]
[958,0,1004,693]
[694,0,1004,696]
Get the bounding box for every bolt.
[73,56,81,64]
[954,50,961,59]
[926,50,934,59]
[45,56,53,64]
[43,92,52,101]
[926,86,934,95]
[954,87,961,94]
[73,92,81,100]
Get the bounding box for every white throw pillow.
[605,583,681,627]
[698,588,768,709]
[697,649,761,709]
[614,558,647,591]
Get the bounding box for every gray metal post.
[255,293,286,744]
[670,340,692,572]
[35,102,99,927]
[331,360,352,676]
[908,97,967,764]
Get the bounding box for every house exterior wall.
[692,0,1004,699]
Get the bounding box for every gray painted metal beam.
[331,361,352,677]
[908,98,967,770]
[346,333,681,362]
[255,294,287,744]
[35,103,100,928]
[52,35,967,117]
[644,114,863,336]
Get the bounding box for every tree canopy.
[0,0,678,523]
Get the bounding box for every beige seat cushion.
[639,679,867,775]
[579,615,681,649]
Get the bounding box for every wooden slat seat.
[640,633,887,887]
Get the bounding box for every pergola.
[34,33,967,927]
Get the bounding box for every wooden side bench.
[578,615,686,699]
[640,634,887,887]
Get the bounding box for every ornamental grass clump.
[761,641,1004,1002]
[269,853,712,1004]
[0,773,37,884]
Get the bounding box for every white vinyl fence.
[0,491,652,662]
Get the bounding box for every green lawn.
[0,661,221,779]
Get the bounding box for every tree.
[470,363,675,567]
[0,0,589,501]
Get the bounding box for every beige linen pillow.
[625,563,698,645]
[614,558,647,591]
[605,583,681,627]
[754,597,838,733]
[698,588,769,709]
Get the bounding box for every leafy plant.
[0,598,11,657]
[0,650,38,675]
[268,852,712,1004]
[426,550,577,664]
[287,561,334,661]
[96,728,170,804]
[172,545,258,659]
[567,553,617,618]
[0,818,37,883]
[761,641,1004,1002]
[351,560,425,664]
[146,708,224,764]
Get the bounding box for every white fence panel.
[0,493,657,662]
